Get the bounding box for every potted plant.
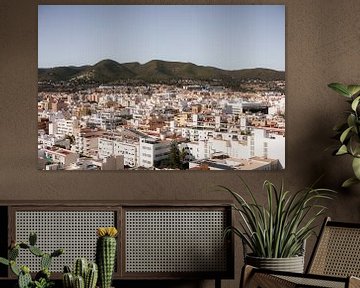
[221,179,334,273]
[328,82,360,187]
[96,227,118,288]
[0,232,64,288]
[62,258,98,288]
[61,227,118,288]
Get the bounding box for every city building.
[139,137,172,168]
[38,147,79,170]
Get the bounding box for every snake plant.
[221,178,335,258]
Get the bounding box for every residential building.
[39,147,79,170]
[139,137,172,168]
[73,128,104,157]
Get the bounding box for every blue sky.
[38,5,285,71]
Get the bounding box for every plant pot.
[245,254,305,273]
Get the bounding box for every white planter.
[245,254,305,273]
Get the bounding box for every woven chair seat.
[241,218,360,288]
[277,275,347,288]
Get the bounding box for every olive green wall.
[1,0,360,287]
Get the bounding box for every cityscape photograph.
[38,5,285,171]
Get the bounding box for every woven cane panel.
[125,210,227,273]
[310,226,360,277]
[277,275,345,288]
[15,211,115,272]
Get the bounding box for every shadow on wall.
[293,96,353,189]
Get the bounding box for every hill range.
[38,59,285,84]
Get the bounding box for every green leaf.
[351,96,360,111]
[10,261,20,276]
[50,248,63,257]
[349,135,360,156]
[352,157,360,179]
[19,243,29,249]
[336,145,348,155]
[340,126,352,143]
[8,247,19,261]
[29,232,37,246]
[333,122,348,132]
[0,257,9,266]
[328,83,351,97]
[342,177,360,188]
[40,254,51,270]
[347,85,360,97]
[222,179,335,258]
[29,246,44,257]
[347,114,356,127]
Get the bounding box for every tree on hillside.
[168,142,189,170]
[169,141,181,169]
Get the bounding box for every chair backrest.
[307,217,360,277]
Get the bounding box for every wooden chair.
[241,217,360,288]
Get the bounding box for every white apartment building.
[67,155,124,171]
[181,128,214,142]
[225,101,243,115]
[181,141,210,160]
[180,127,285,169]
[98,136,139,168]
[268,98,286,116]
[139,137,171,168]
[114,141,138,167]
[38,134,70,150]
[49,117,79,137]
[209,138,251,160]
[39,148,79,170]
[251,128,285,168]
[189,157,279,171]
[87,112,124,130]
[73,129,104,157]
[98,138,114,159]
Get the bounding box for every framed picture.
[37,5,285,171]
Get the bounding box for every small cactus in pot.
[0,232,63,288]
[62,259,98,288]
[96,227,118,288]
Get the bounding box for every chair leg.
[240,265,255,288]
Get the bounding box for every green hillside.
[38,59,285,84]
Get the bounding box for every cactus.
[74,275,85,288]
[10,260,20,276]
[63,260,98,288]
[85,263,98,288]
[9,246,19,260]
[41,253,52,270]
[51,248,64,258]
[64,265,72,273]
[0,257,9,266]
[74,258,88,279]
[19,243,30,249]
[62,265,74,288]
[63,272,74,288]
[96,227,118,288]
[29,245,44,257]
[35,268,51,282]
[29,232,37,246]
[63,274,74,288]
[18,269,32,288]
[0,233,64,288]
